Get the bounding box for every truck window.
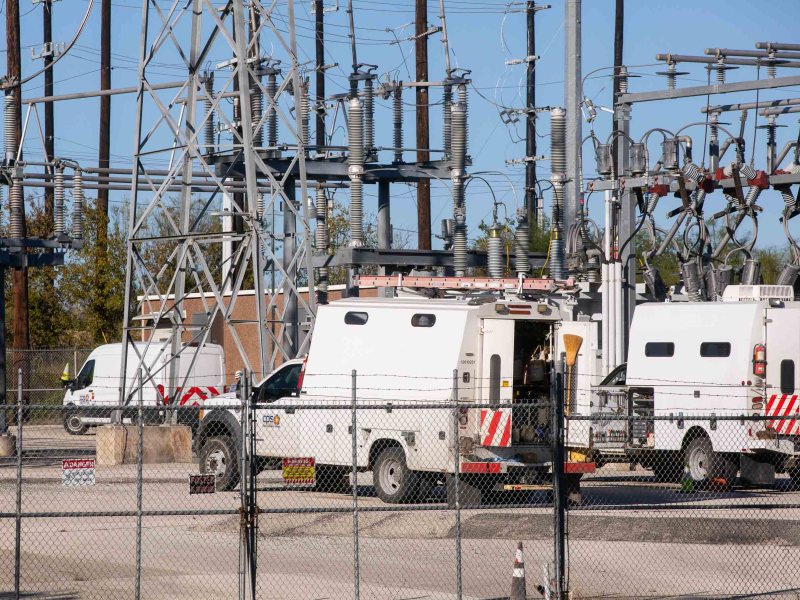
[781,359,795,394]
[344,311,368,325]
[489,354,501,403]
[258,363,302,402]
[411,313,436,327]
[75,360,95,390]
[700,342,731,357]
[645,342,674,357]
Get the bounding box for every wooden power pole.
[6,0,30,399]
[97,0,111,243]
[415,0,431,250]
[43,0,54,229]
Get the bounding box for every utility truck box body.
[198,294,600,502]
[624,286,800,485]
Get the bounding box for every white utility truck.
[623,285,800,487]
[62,342,226,434]
[195,293,599,504]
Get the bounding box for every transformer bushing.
[203,73,215,152]
[450,101,468,277]
[392,83,403,163]
[72,168,84,240]
[515,216,529,277]
[315,187,329,297]
[348,97,365,247]
[4,91,16,164]
[54,164,65,235]
[442,83,452,158]
[549,108,567,280]
[9,168,23,239]
[251,75,263,147]
[364,77,374,154]
[266,69,279,148]
[300,79,311,151]
[487,223,503,278]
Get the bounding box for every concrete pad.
[0,434,15,457]
[95,425,192,465]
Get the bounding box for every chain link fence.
[2,366,800,598]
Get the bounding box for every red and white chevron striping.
[766,394,800,434]
[480,408,512,447]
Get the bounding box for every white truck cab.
[196,293,601,504]
[62,342,226,434]
[623,285,800,487]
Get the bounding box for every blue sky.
[12,0,800,251]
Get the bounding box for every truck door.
[765,309,800,434]
[478,319,514,446]
[255,362,338,465]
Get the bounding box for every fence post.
[14,367,23,597]
[552,363,567,600]
[135,366,144,600]
[238,370,255,600]
[351,369,360,600]
[452,368,462,600]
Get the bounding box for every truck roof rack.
[353,274,575,292]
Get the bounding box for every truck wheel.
[684,437,736,489]
[373,447,417,503]
[63,409,88,436]
[200,436,239,491]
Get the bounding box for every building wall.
[151,286,378,385]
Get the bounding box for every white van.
[62,342,226,435]
[624,285,800,487]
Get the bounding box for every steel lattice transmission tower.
[120,0,315,404]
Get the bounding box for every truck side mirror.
[62,378,76,391]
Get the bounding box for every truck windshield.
[75,360,95,390]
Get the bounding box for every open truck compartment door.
[478,318,514,447]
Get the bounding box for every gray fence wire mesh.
[1,367,800,599]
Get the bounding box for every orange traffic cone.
[510,541,527,600]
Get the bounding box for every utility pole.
[96,0,111,328]
[525,1,537,227]
[564,0,581,242]
[314,0,325,150]
[415,0,431,250]
[43,0,54,229]
[6,0,30,411]
[612,0,624,174]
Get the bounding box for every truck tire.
[684,437,736,490]
[199,436,240,491]
[63,408,88,436]
[372,447,418,503]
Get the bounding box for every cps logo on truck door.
[263,414,281,427]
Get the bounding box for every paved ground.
[2,425,800,599]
